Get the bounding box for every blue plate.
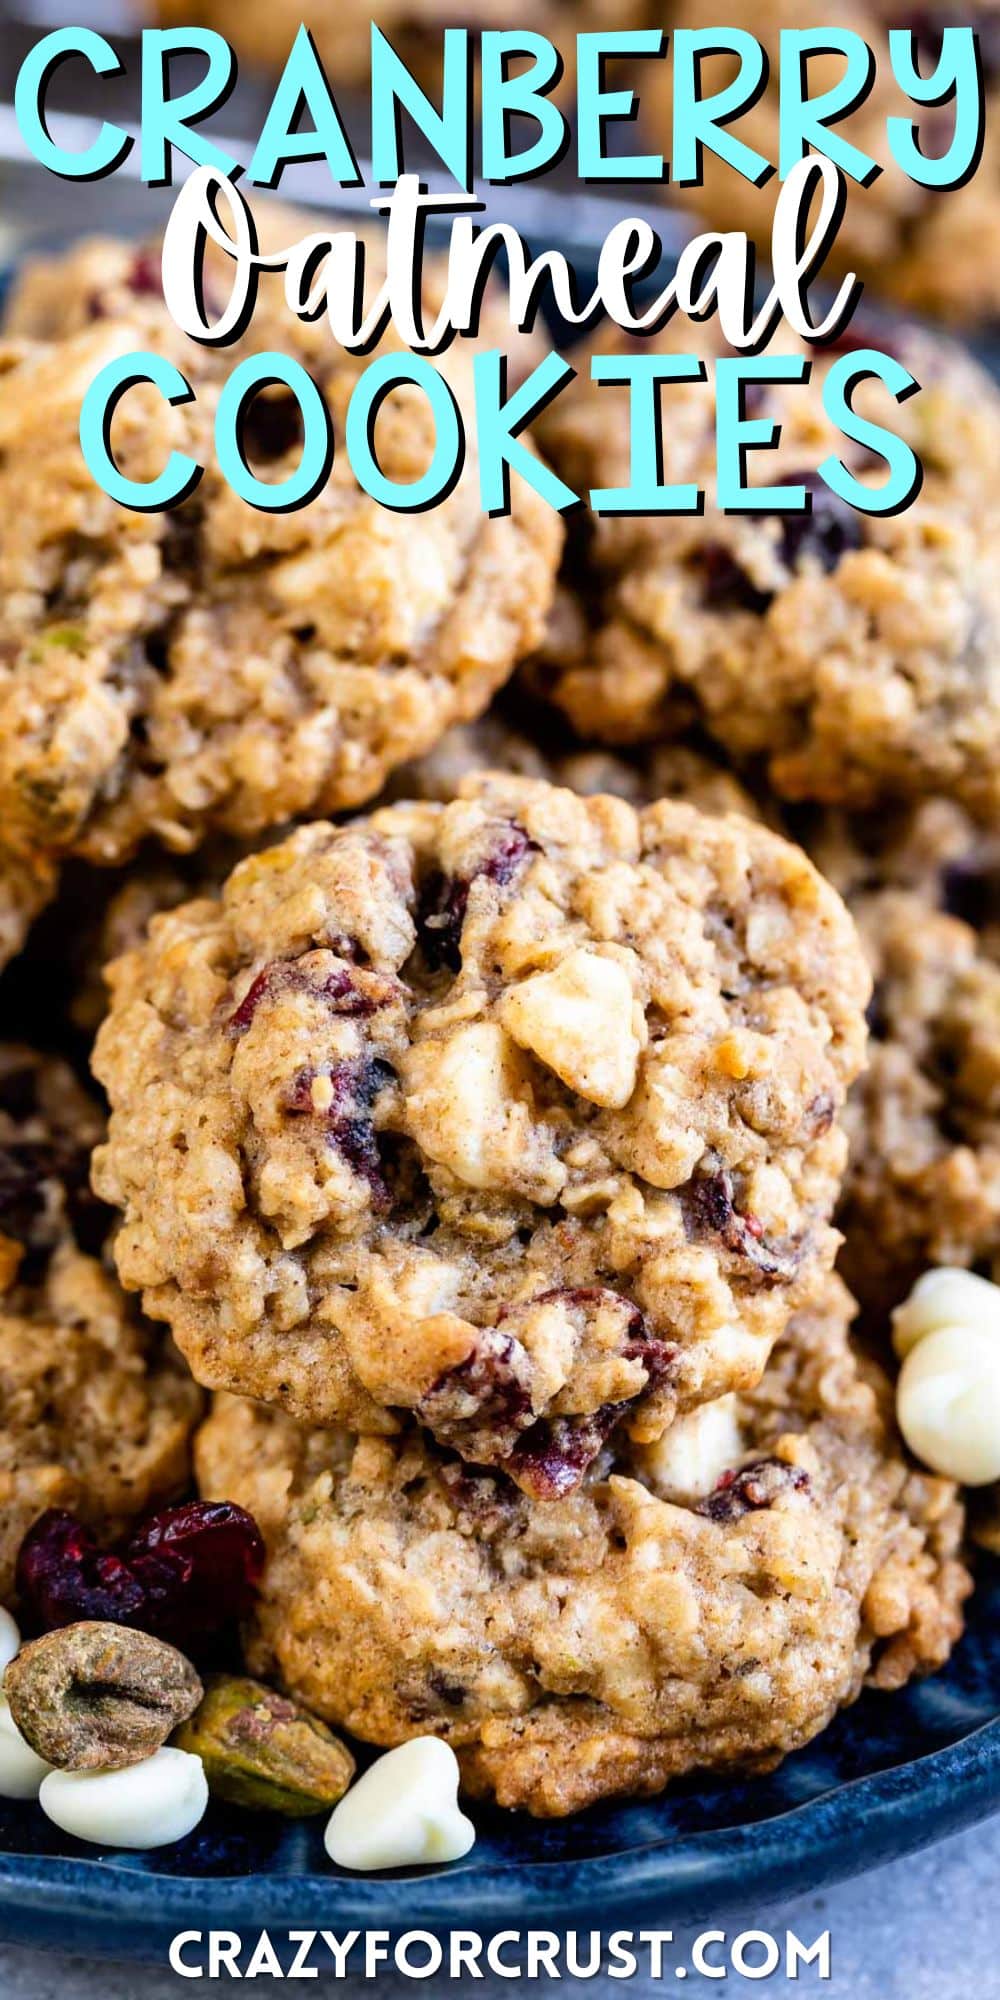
[0,1555,995,1961]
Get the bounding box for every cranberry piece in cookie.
[537,315,1000,815]
[194,1278,969,1816]
[92,777,869,1477]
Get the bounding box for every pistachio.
[4,1622,203,1771]
[173,1675,355,1815]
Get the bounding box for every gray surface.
[0,1813,996,1998]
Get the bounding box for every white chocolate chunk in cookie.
[635,1395,744,1502]
[499,948,645,1109]
[403,1020,565,1200]
[893,1268,1000,1483]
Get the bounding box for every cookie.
[73,727,757,1042]
[194,1275,968,1816]
[0,232,560,866]
[810,805,1000,1318]
[652,0,1000,327]
[92,773,869,1491]
[0,1046,201,1599]
[537,317,1000,815]
[389,701,761,817]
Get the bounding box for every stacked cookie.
[0,223,991,1821]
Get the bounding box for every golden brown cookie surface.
[538,318,1000,816]
[93,774,869,1487]
[0,235,560,867]
[195,1277,968,1816]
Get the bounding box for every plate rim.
[0,1714,995,1952]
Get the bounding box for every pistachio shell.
[173,1675,354,1815]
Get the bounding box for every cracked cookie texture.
[536,317,1000,815]
[92,773,869,1494]
[194,1275,969,1816]
[0,231,560,866]
[0,1046,201,1599]
[802,801,1000,1320]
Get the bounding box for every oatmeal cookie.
[74,731,756,1038]
[390,700,761,817]
[92,774,869,1491]
[0,233,560,867]
[195,1275,968,1816]
[812,806,1000,1318]
[0,1046,201,1600]
[537,317,1000,815]
[651,0,1000,326]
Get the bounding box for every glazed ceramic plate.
[0,1554,994,1960]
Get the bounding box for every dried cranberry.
[622,1331,677,1388]
[419,1331,534,1457]
[505,1406,623,1500]
[123,1500,265,1640]
[691,543,774,615]
[699,1458,811,1521]
[16,1512,148,1630]
[228,959,376,1036]
[285,1056,396,1206]
[525,1287,677,1388]
[16,1501,264,1645]
[436,1457,516,1535]
[241,390,304,465]
[85,251,163,321]
[774,471,863,574]
[941,856,1000,931]
[418,823,537,973]
[681,1171,799,1284]
[126,251,163,298]
[504,1330,678,1500]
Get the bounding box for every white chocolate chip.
[0,1699,52,1800]
[637,1396,744,1502]
[499,948,645,1109]
[39,1746,208,1850]
[403,1022,564,1200]
[0,1608,20,1674]
[896,1323,1000,1486]
[892,1266,1000,1358]
[324,1737,474,1872]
